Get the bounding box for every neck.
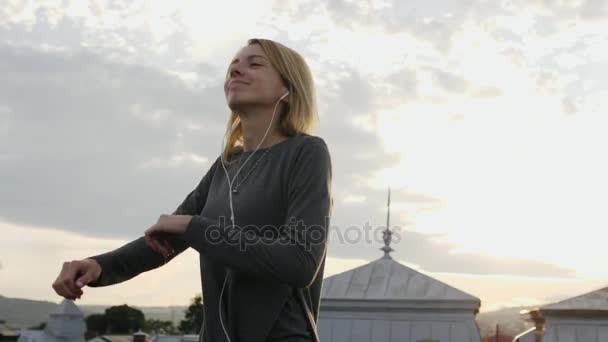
[238,105,287,152]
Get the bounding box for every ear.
[281,89,290,102]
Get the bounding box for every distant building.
[89,330,153,342]
[13,300,196,342]
[18,300,86,342]
[88,331,201,342]
[317,188,483,342]
[1,320,19,342]
[516,286,608,342]
[148,336,180,342]
[482,335,514,342]
[149,335,197,342]
[88,336,133,342]
[319,255,483,342]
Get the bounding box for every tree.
[179,294,204,334]
[104,305,145,334]
[85,314,107,337]
[144,319,177,335]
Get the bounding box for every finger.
[52,278,76,299]
[155,237,170,256]
[144,235,160,253]
[146,234,169,256]
[60,261,83,297]
[75,269,97,289]
[53,272,81,299]
[161,238,175,255]
[52,277,73,298]
[145,223,162,236]
[71,263,90,295]
[144,233,164,253]
[151,236,168,255]
[54,282,76,300]
[63,272,84,298]
[63,287,81,300]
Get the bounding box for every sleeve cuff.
[181,215,211,252]
[85,256,107,287]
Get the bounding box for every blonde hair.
[222,38,318,160]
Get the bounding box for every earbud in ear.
[279,91,289,101]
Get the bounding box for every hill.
[476,306,536,337]
[0,295,186,329]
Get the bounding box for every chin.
[227,96,258,111]
[227,99,250,113]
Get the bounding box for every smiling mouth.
[228,85,245,93]
[229,81,249,88]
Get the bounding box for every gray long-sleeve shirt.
[88,133,333,342]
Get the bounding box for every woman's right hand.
[144,232,176,258]
[51,258,102,300]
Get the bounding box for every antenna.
[380,187,394,259]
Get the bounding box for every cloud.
[527,0,608,21]
[0,37,227,239]
[0,11,404,251]
[0,16,404,253]
[292,0,509,55]
[0,221,201,306]
[0,220,580,309]
[579,0,608,20]
[426,66,470,93]
[325,219,575,278]
[385,68,418,100]
[472,86,503,98]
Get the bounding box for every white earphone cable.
[217,91,288,342]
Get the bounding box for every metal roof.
[321,256,480,305]
[49,300,83,317]
[541,286,608,312]
[519,286,608,342]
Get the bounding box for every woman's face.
[224,44,288,112]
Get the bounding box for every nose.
[229,61,244,78]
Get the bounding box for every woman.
[51,38,332,342]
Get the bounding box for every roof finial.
[380,187,394,259]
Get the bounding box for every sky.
[1,0,608,313]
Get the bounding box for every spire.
[380,187,394,259]
[45,300,86,339]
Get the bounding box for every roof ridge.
[391,259,478,300]
[542,285,608,310]
[323,256,480,301]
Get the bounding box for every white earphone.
[279,91,289,101]
[220,90,288,225]
[216,90,289,342]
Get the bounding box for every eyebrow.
[230,54,268,65]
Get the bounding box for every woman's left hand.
[144,214,192,258]
[145,214,192,236]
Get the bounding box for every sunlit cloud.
[137,153,209,169]
[0,220,201,306]
[342,194,367,204]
